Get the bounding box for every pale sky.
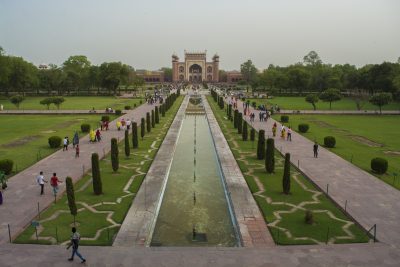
[0,0,399,70]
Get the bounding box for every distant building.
[38,64,48,70]
[172,51,219,83]
[226,71,243,83]
[135,70,164,83]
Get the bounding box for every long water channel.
[150,97,238,246]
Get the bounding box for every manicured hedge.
[0,159,14,175]
[48,136,62,148]
[298,123,309,133]
[81,124,90,133]
[324,136,336,148]
[281,115,289,123]
[115,109,122,115]
[371,158,388,174]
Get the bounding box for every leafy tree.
[66,176,77,224]
[161,104,165,117]
[305,94,319,110]
[155,106,160,123]
[282,153,291,194]
[124,130,130,157]
[240,59,258,85]
[265,138,275,173]
[91,153,102,195]
[99,62,129,95]
[9,95,24,109]
[132,122,138,148]
[233,109,239,128]
[111,138,119,172]
[319,89,341,109]
[141,118,145,139]
[40,97,53,109]
[160,67,172,82]
[7,56,38,95]
[62,55,91,93]
[369,93,392,114]
[237,113,243,134]
[52,97,65,109]
[146,112,151,132]
[242,121,248,141]
[250,128,255,141]
[151,110,155,128]
[257,130,265,160]
[303,51,322,66]
[287,66,309,94]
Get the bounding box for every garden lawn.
[208,96,369,245]
[248,97,400,111]
[13,96,183,246]
[276,114,400,190]
[0,114,114,175]
[0,96,142,110]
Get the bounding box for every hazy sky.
[1,0,399,70]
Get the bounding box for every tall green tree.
[319,88,342,109]
[141,118,145,139]
[240,59,258,85]
[132,122,138,148]
[146,112,151,132]
[151,110,155,128]
[111,138,119,172]
[257,130,265,160]
[9,95,24,109]
[237,113,243,134]
[124,130,130,157]
[242,121,248,141]
[369,93,392,114]
[155,106,160,123]
[305,94,319,110]
[282,153,291,194]
[91,153,102,195]
[66,176,77,224]
[265,138,275,173]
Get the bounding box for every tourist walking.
[36,171,47,195]
[67,227,86,263]
[287,127,292,141]
[50,173,62,196]
[0,188,3,205]
[313,142,319,158]
[96,129,101,142]
[63,137,69,151]
[126,119,131,130]
[116,120,121,131]
[72,132,79,149]
[75,144,80,158]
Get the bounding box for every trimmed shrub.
[139,100,143,104]
[134,103,137,108]
[155,106,160,123]
[305,210,313,224]
[281,115,289,123]
[161,104,165,117]
[257,130,266,160]
[48,136,62,148]
[298,123,309,133]
[237,113,243,134]
[233,109,239,128]
[124,130,130,157]
[80,124,90,133]
[324,136,336,148]
[265,138,275,173]
[91,153,102,195]
[111,138,119,172]
[242,121,248,141]
[101,115,110,122]
[151,110,155,128]
[141,118,145,139]
[115,109,122,115]
[124,105,131,110]
[250,128,255,141]
[0,159,14,175]
[282,153,291,194]
[66,176,77,219]
[371,158,388,174]
[132,122,138,148]
[146,112,151,133]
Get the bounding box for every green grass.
[275,114,400,190]
[208,96,369,245]
[0,96,143,110]
[0,115,116,175]
[14,96,183,246]
[247,97,400,111]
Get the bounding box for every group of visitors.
[89,129,102,143]
[116,118,131,131]
[62,132,80,158]
[100,120,109,131]
[36,171,62,196]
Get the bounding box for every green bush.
[80,124,91,133]
[111,138,119,172]
[48,136,62,148]
[250,128,255,141]
[265,138,275,173]
[91,153,102,195]
[257,130,266,160]
[132,122,138,148]
[124,105,131,110]
[281,115,289,123]
[324,136,336,148]
[139,100,143,104]
[115,109,122,115]
[242,121,248,141]
[134,103,137,108]
[305,210,314,224]
[141,118,145,139]
[282,153,291,194]
[65,177,77,217]
[371,158,388,174]
[146,112,151,133]
[298,123,309,133]
[0,159,14,175]
[101,115,110,122]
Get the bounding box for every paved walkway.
[223,93,400,247]
[0,243,399,267]
[0,102,160,244]
[0,109,126,115]
[113,96,188,247]
[277,109,400,115]
[203,96,274,247]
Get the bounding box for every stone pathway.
[223,93,400,247]
[277,110,400,115]
[0,102,161,244]
[0,110,126,115]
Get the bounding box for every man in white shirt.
[36,171,47,195]
[126,119,131,130]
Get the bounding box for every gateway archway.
[189,64,202,82]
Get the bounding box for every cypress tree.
[161,104,165,117]
[111,138,119,172]
[265,138,275,173]
[242,121,248,141]
[124,130,130,157]
[132,122,138,148]
[283,153,291,194]
[238,113,243,134]
[66,176,77,224]
[140,118,145,139]
[91,153,102,195]
[233,109,239,128]
[146,112,151,132]
[250,127,255,141]
[228,104,232,120]
[155,106,160,123]
[151,110,155,128]
[257,130,265,160]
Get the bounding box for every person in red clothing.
[50,173,62,196]
[75,144,80,158]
